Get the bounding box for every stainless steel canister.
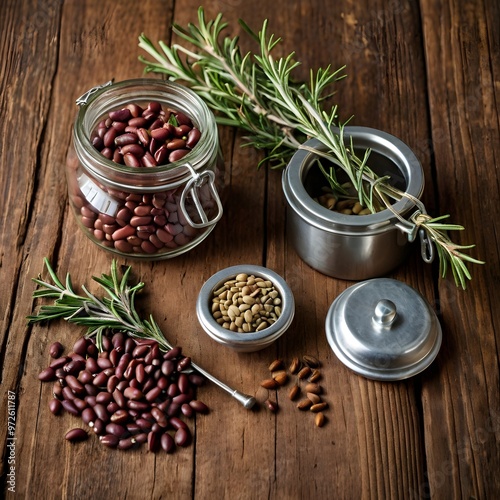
[282,127,425,280]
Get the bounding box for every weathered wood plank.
[420,0,500,497]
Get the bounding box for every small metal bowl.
[196,265,295,352]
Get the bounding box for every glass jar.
[66,78,224,259]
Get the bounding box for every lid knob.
[373,299,397,327]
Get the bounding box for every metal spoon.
[159,338,257,409]
[189,359,257,409]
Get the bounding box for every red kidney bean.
[178,373,190,394]
[124,338,135,354]
[73,398,88,412]
[124,387,143,401]
[136,127,150,145]
[177,357,191,372]
[126,423,141,434]
[96,391,113,405]
[136,418,153,431]
[164,347,182,360]
[116,380,129,392]
[186,128,201,148]
[64,359,86,375]
[92,418,105,436]
[134,432,148,445]
[82,407,96,425]
[65,428,88,442]
[62,386,76,401]
[69,352,87,363]
[172,393,192,406]
[87,343,98,358]
[93,372,108,387]
[38,367,56,382]
[50,357,70,370]
[107,375,120,393]
[181,404,193,418]
[100,434,119,448]
[85,384,98,397]
[123,153,140,168]
[85,395,97,407]
[49,398,62,415]
[166,384,179,398]
[150,127,169,142]
[52,382,63,400]
[118,437,136,450]
[86,357,99,373]
[110,409,129,425]
[189,400,209,414]
[166,403,180,417]
[97,358,113,370]
[168,149,190,163]
[129,378,141,390]
[78,370,93,384]
[145,386,162,403]
[157,376,169,391]
[132,344,150,358]
[111,392,126,414]
[66,375,85,395]
[73,338,88,356]
[127,103,143,117]
[127,400,150,412]
[112,121,127,133]
[103,127,118,148]
[93,404,109,423]
[106,423,127,438]
[107,402,120,415]
[161,432,176,453]
[109,349,120,367]
[120,143,144,156]
[153,145,168,164]
[147,431,161,452]
[166,138,186,150]
[61,399,80,416]
[49,342,64,358]
[188,374,205,387]
[142,378,156,394]
[109,108,132,122]
[174,427,191,447]
[169,416,188,431]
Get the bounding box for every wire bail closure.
[179,163,223,229]
[76,80,114,106]
[394,199,435,264]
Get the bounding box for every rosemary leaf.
[27,259,172,350]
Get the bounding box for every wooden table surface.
[1,0,499,498]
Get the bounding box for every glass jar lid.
[325,278,441,381]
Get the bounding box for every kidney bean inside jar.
[72,101,219,256]
[91,101,201,168]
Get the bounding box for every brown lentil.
[211,274,282,333]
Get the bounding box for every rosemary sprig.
[27,258,171,352]
[138,7,483,288]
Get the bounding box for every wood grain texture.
[1,0,498,498]
[419,0,500,497]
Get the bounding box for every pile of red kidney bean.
[38,333,209,453]
[91,101,201,167]
[72,101,217,255]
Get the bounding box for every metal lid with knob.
[325,278,442,381]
